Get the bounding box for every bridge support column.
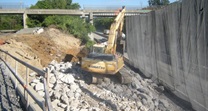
[23,12,28,29]
[89,12,93,25]
[82,13,86,22]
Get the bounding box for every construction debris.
[30,61,176,111]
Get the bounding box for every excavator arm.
[105,6,126,54]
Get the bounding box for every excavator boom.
[105,6,126,54]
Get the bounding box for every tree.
[30,0,80,9]
[28,0,94,46]
[160,0,170,5]
[148,0,170,6]
[0,15,23,30]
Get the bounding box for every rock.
[138,93,148,100]
[74,92,81,99]
[35,83,44,91]
[52,99,60,108]
[57,103,67,109]
[50,60,58,66]
[54,106,65,111]
[154,100,159,106]
[49,91,53,96]
[136,101,142,107]
[132,93,138,99]
[123,89,132,97]
[55,72,64,79]
[142,98,147,106]
[137,88,149,95]
[80,109,88,111]
[76,88,82,93]
[30,82,36,88]
[32,79,40,84]
[113,85,123,93]
[53,83,61,90]
[131,82,140,89]
[107,83,114,91]
[48,83,54,88]
[40,78,44,83]
[144,79,153,84]
[147,85,154,92]
[145,98,155,110]
[70,99,79,109]
[156,85,165,93]
[43,67,47,72]
[140,80,147,87]
[49,75,56,84]
[60,74,75,84]
[159,99,169,108]
[65,62,72,68]
[37,91,45,97]
[125,106,131,111]
[54,64,60,71]
[60,94,68,104]
[53,91,61,99]
[89,107,100,111]
[147,91,154,99]
[60,69,66,73]
[29,72,36,77]
[70,84,79,92]
[67,91,74,99]
[48,65,55,72]
[60,64,66,70]
[139,106,148,111]
[158,104,166,111]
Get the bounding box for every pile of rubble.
[29,60,174,111]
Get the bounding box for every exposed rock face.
[30,61,174,111]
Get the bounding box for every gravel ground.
[30,61,195,111]
[0,61,24,111]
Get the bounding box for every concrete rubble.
[30,60,174,111]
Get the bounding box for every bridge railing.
[0,49,52,111]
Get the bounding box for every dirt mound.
[0,28,81,77]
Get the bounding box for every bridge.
[0,9,151,28]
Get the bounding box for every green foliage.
[42,15,95,44]
[85,40,95,48]
[94,17,126,34]
[30,0,52,9]
[27,0,94,46]
[30,0,80,9]
[148,0,170,6]
[94,17,114,30]
[0,15,23,30]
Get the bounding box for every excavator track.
[83,72,103,84]
[83,66,133,84]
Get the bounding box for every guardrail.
[0,49,52,111]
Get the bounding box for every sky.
[1,0,177,8]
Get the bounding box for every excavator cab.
[92,44,105,54]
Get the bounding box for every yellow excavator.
[81,6,132,84]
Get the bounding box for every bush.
[94,17,114,30]
[42,15,95,44]
[0,15,23,30]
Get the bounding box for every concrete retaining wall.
[126,0,208,111]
